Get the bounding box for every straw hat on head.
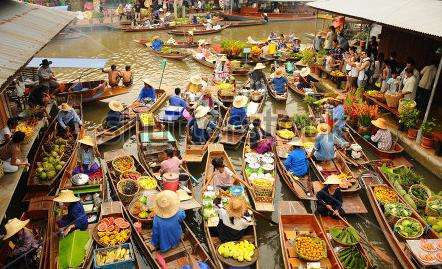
[143,78,152,85]
[58,103,72,112]
[288,139,303,147]
[109,101,124,112]
[324,174,351,188]
[275,68,284,78]
[317,123,330,134]
[219,55,228,62]
[3,218,30,240]
[227,197,247,219]
[154,190,180,218]
[159,8,163,12]
[371,118,388,129]
[300,67,311,77]
[54,189,80,203]
[253,63,265,70]
[78,135,95,147]
[194,105,210,119]
[190,74,204,85]
[233,95,248,108]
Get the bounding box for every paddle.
[247,205,278,225]
[180,238,200,269]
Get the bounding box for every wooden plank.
[180,198,201,211]
[101,201,123,216]
[279,201,307,215]
[255,202,275,212]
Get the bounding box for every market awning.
[0,0,75,91]
[27,58,108,69]
[307,0,442,39]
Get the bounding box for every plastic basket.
[94,243,135,269]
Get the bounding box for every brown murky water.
[37,21,439,268]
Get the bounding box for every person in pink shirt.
[211,157,240,189]
[159,149,183,174]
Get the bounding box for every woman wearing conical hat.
[316,174,350,217]
[73,135,101,176]
[228,95,248,130]
[187,105,218,144]
[215,196,252,242]
[249,63,266,92]
[54,190,88,236]
[56,102,82,137]
[370,118,392,151]
[311,123,335,162]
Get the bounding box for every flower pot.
[407,128,418,140]
[421,134,434,149]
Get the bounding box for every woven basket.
[425,195,442,217]
[92,222,131,247]
[112,156,135,175]
[128,193,156,223]
[117,179,140,204]
[0,160,4,179]
[394,217,424,240]
[277,118,293,129]
[408,184,432,208]
[398,99,416,115]
[385,92,401,108]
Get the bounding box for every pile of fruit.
[423,216,442,237]
[96,217,130,246]
[15,122,34,144]
[202,191,218,220]
[35,138,69,182]
[252,179,273,189]
[330,226,360,245]
[217,83,235,97]
[295,236,327,261]
[112,156,134,173]
[120,180,139,196]
[394,217,423,239]
[140,112,155,127]
[130,195,155,220]
[138,176,157,190]
[366,90,384,98]
[95,246,132,266]
[218,240,255,262]
[250,46,262,58]
[330,70,345,77]
[276,129,295,140]
[338,246,366,269]
[427,197,442,216]
[120,171,141,181]
[384,202,412,218]
[374,186,397,204]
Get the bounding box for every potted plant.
[399,108,420,140]
[300,49,318,74]
[420,118,436,149]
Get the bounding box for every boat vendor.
[204,19,213,30]
[262,12,269,23]
[328,96,348,147]
[228,95,248,130]
[56,103,83,137]
[215,196,252,242]
[169,87,188,108]
[284,140,309,177]
[151,36,164,52]
[37,59,59,92]
[102,64,121,87]
[249,63,267,92]
[137,78,156,103]
[54,189,88,235]
[121,65,133,87]
[28,84,51,109]
[2,218,39,268]
[159,148,183,174]
[211,157,241,189]
[0,117,19,145]
[74,135,100,176]
[311,123,335,162]
[191,15,198,24]
[188,105,218,144]
[166,36,176,46]
[151,190,185,252]
[197,86,226,115]
[0,131,29,173]
[105,101,130,131]
[295,67,312,92]
[214,55,229,81]
[272,68,288,95]
[370,118,392,151]
[316,174,347,217]
[249,118,273,154]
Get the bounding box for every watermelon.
[107,224,115,232]
[97,222,108,232]
[114,217,125,224]
[118,221,130,229]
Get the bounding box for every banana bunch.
[96,247,131,266]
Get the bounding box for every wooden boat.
[337,130,371,168]
[134,38,198,48]
[57,80,130,103]
[146,44,189,60]
[168,24,230,35]
[287,78,323,98]
[229,20,265,27]
[104,153,215,269]
[267,78,288,102]
[347,124,404,159]
[191,55,251,76]
[122,25,176,32]
[279,201,342,269]
[364,182,439,269]
[203,143,259,268]
[219,108,248,147]
[96,88,168,146]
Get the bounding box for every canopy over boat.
[27,57,108,69]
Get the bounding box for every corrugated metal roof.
[308,0,442,39]
[0,0,75,90]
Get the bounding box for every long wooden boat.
[229,20,265,27]
[203,143,259,268]
[364,182,439,269]
[347,124,404,159]
[191,55,251,76]
[168,24,230,35]
[57,80,130,103]
[279,201,342,269]
[122,25,176,32]
[287,78,323,98]
[104,153,215,269]
[96,88,168,146]
[134,39,198,48]
[146,44,189,60]
[267,78,288,102]
[219,107,247,147]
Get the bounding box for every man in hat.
[121,65,133,87]
[105,101,129,131]
[151,35,164,51]
[370,118,392,151]
[56,103,83,136]
[316,174,344,217]
[102,64,122,87]
[311,123,335,161]
[137,78,156,102]
[284,140,309,177]
[295,67,312,91]
[37,59,59,92]
[188,105,217,144]
[271,68,288,95]
[228,95,248,130]
[249,63,267,92]
[54,190,88,235]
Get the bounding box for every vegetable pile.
[35,138,70,182]
[374,186,397,204]
[330,226,360,246]
[338,246,366,269]
[410,184,431,206]
[113,156,134,173]
[394,217,423,239]
[295,236,327,261]
[95,246,132,266]
[218,240,255,262]
[384,202,412,218]
[140,112,155,127]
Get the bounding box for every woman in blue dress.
[54,190,88,236]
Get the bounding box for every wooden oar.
[180,165,199,184]
[247,205,278,225]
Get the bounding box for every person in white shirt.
[0,118,19,145]
[401,67,418,100]
[357,51,371,88]
[416,59,438,110]
[400,57,420,88]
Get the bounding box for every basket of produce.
[294,235,327,261]
[128,193,156,222]
[303,125,317,137]
[338,246,367,269]
[384,202,412,225]
[276,129,295,140]
[409,184,432,208]
[250,91,263,102]
[365,90,385,102]
[398,99,416,114]
[330,226,360,246]
[94,243,135,268]
[218,82,235,97]
[117,179,139,204]
[217,240,258,266]
[16,122,34,144]
[426,195,442,217]
[394,217,424,240]
[93,217,131,247]
[277,116,293,129]
[112,156,135,174]
[138,176,158,190]
[120,171,142,182]
[384,92,401,108]
[373,186,398,204]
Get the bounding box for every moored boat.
[146,43,189,60]
[191,55,251,76]
[57,80,130,103]
[168,24,230,35]
[267,78,288,102]
[134,38,198,48]
[122,25,176,32]
[219,108,248,147]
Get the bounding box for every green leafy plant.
[293,113,312,129]
[303,95,317,107]
[399,108,420,130]
[420,118,436,137]
[300,48,316,66]
[59,230,91,269]
[359,115,371,127]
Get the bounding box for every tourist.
[102,64,121,87]
[371,118,392,151]
[54,190,88,235]
[197,86,226,114]
[357,50,371,88]
[400,57,420,86]
[121,65,133,87]
[0,131,29,173]
[0,118,19,145]
[416,59,438,111]
[211,157,239,188]
[228,95,248,129]
[272,68,288,95]
[138,78,156,102]
[344,47,358,92]
[371,52,384,85]
[366,36,378,60]
[188,105,217,144]
[37,59,59,92]
[56,103,82,136]
[329,39,343,61]
[159,148,183,174]
[74,135,100,176]
[380,60,392,92]
[151,190,185,252]
[311,123,335,161]
[284,140,309,177]
[169,88,188,108]
[2,218,39,268]
[323,26,336,50]
[28,84,51,108]
[249,63,267,91]
[262,12,269,23]
[401,67,418,100]
[384,68,401,94]
[316,174,345,217]
[151,35,164,51]
[215,196,252,242]
[249,118,273,153]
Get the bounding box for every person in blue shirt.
[56,103,82,136]
[228,95,248,128]
[151,36,164,51]
[316,174,347,217]
[54,190,88,235]
[188,105,217,144]
[151,190,185,252]
[105,101,128,130]
[138,78,156,102]
[284,140,309,177]
[272,68,288,95]
[329,97,349,148]
[311,123,335,161]
[169,87,188,108]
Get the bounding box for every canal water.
[37,21,439,268]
